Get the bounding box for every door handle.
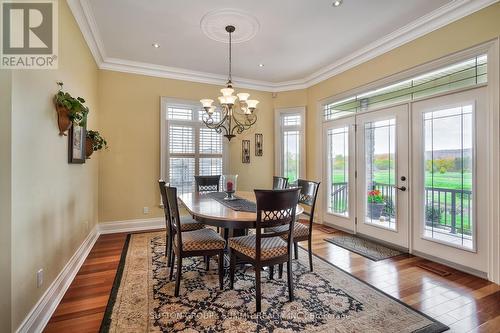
[393,186,406,191]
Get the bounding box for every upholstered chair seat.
[229,235,287,260]
[174,228,225,252]
[268,221,309,240]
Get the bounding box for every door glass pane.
[169,157,195,195]
[364,119,397,229]
[283,130,300,184]
[327,127,349,216]
[423,105,473,249]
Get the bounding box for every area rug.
[100,232,447,333]
[325,234,405,261]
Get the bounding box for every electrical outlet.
[83,220,89,232]
[143,206,150,214]
[36,269,43,288]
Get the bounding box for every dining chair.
[228,188,300,312]
[272,176,288,190]
[165,185,226,297]
[270,179,320,273]
[194,175,221,193]
[158,180,205,267]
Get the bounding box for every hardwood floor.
[44,225,500,333]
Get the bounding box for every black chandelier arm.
[232,111,257,129]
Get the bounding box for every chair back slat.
[272,176,288,190]
[254,188,300,260]
[195,175,221,193]
[165,186,183,249]
[158,180,171,230]
[297,179,320,227]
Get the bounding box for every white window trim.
[274,107,306,182]
[160,97,229,194]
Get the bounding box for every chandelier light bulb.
[220,87,234,97]
[200,99,214,108]
[208,106,216,114]
[225,95,237,105]
[237,93,250,102]
[246,100,259,109]
[218,96,227,105]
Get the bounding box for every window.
[423,105,474,249]
[161,100,225,196]
[324,54,487,120]
[327,126,349,216]
[275,107,306,185]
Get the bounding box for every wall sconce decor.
[242,140,250,163]
[255,133,263,156]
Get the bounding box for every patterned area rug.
[100,232,447,333]
[325,234,405,261]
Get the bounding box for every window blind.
[324,54,487,120]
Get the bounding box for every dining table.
[178,190,304,236]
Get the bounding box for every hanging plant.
[54,81,89,135]
[85,130,108,158]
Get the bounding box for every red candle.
[226,181,233,192]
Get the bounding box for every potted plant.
[54,82,89,135]
[367,189,385,220]
[86,130,108,158]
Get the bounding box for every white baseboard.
[16,217,166,333]
[16,225,99,333]
[98,217,165,234]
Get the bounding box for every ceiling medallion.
[200,25,259,141]
[200,9,260,44]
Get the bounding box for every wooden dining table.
[178,190,304,231]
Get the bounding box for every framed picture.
[68,123,86,164]
[255,133,263,156]
[242,140,250,163]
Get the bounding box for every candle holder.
[222,174,238,200]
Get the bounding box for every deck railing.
[330,182,472,235]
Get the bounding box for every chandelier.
[200,25,259,141]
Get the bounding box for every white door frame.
[355,105,410,249]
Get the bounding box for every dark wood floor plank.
[44,225,500,332]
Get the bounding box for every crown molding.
[68,0,498,92]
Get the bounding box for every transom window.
[324,54,487,120]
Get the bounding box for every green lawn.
[332,170,472,190]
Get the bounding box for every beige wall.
[98,71,273,222]
[0,69,12,333]
[9,0,99,330]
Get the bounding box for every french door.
[356,105,410,248]
[411,88,488,272]
[323,105,409,249]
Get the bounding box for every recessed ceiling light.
[332,0,343,7]
[152,43,160,48]
[258,63,264,67]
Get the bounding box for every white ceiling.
[69,0,496,91]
